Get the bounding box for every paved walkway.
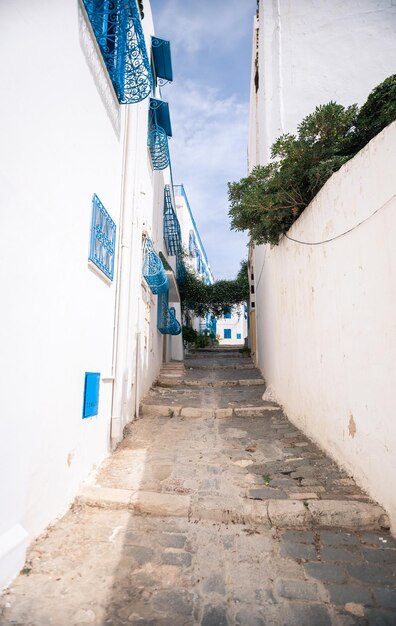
[1,349,395,625]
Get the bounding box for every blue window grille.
[224,329,231,339]
[83,372,100,418]
[237,333,241,340]
[224,308,232,319]
[82,0,153,104]
[142,238,168,294]
[163,185,182,256]
[157,289,181,335]
[89,194,116,281]
[148,99,170,170]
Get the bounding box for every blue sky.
[150,0,256,279]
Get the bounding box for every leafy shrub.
[228,75,396,245]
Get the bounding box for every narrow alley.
[1,348,395,626]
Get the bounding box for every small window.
[89,194,116,281]
[250,285,255,294]
[224,329,231,339]
[224,308,232,319]
[237,333,241,340]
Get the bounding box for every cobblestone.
[1,349,395,625]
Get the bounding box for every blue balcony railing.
[163,185,181,256]
[148,99,170,170]
[142,238,168,294]
[89,194,116,280]
[157,290,181,335]
[82,0,153,104]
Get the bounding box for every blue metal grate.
[142,238,168,294]
[82,0,153,104]
[89,194,116,281]
[148,99,170,170]
[163,185,182,256]
[157,289,181,335]
[224,329,232,339]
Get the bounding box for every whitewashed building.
[248,0,396,529]
[0,0,183,589]
[174,184,215,336]
[216,305,248,346]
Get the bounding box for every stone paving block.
[239,379,265,386]
[304,562,347,583]
[280,601,332,626]
[372,587,396,609]
[130,490,190,518]
[201,573,226,595]
[215,408,234,418]
[347,563,396,585]
[321,546,361,562]
[281,530,315,544]
[152,590,194,616]
[267,500,310,528]
[274,578,320,601]
[364,608,396,625]
[307,500,390,530]
[280,542,317,561]
[248,487,287,500]
[140,404,181,417]
[161,552,192,567]
[325,583,373,606]
[290,492,319,500]
[180,407,215,418]
[234,406,278,417]
[77,485,133,509]
[201,604,228,626]
[234,608,269,626]
[319,531,361,546]
[362,548,396,564]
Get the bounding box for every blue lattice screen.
[142,238,168,294]
[89,194,116,281]
[163,185,182,256]
[148,100,170,170]
[82,0,153,104]
[157,289,181,335]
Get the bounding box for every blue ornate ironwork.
[163,185,182,256]
[148,99,170,170]
[82,0,153,104]
[157,290,182,335]
[89,194,116,280]
[142,238,168,294]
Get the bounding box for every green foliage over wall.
[228,75,396,245]
[180,260,249,318]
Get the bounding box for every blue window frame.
[89,194,116,281]
[224,308,232,319]
[224,329,231,339]
[163,185,181,256]
[82,0,153,104]
[237,333,241,339]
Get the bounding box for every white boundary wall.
[255,123,396,530]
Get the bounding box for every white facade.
[216,305,247,346]
[174,184,214,334]
[0,0,182,589]
[248,0,396,529]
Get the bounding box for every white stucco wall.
[255,123,396,529]
[0,0,171,589]
[217,305,247,345]
[256,0,396,163]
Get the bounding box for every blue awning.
[151,37,173,82]
[149,98,172,137]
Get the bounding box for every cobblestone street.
[1,349,395,625]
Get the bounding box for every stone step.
[139,404,281,418]
[184,363,256,370]
[156,378,265,388]
[77,485,390,532]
